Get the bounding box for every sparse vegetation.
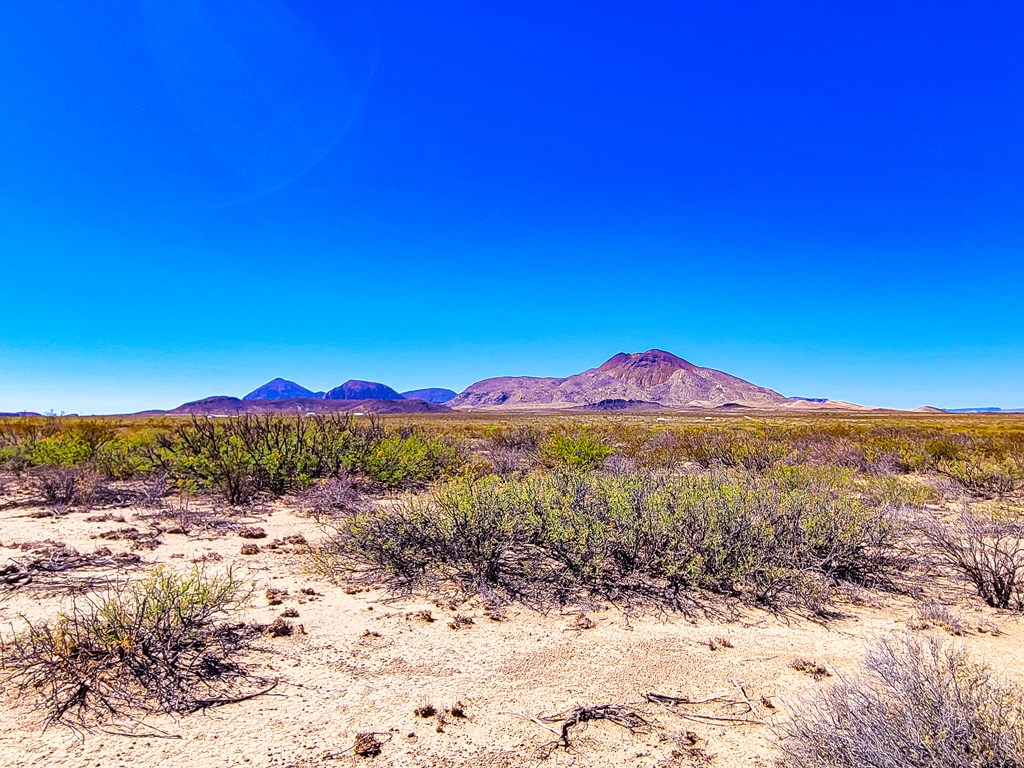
[1,411,1024,762]
[780,635,1024,767]
[925,510,1024,611]
[0,567,265,730]
[908,600,970,636]
[31,466,99,507]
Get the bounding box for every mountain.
[946,407,1024,414]
[167,396,447,415]
[323,380,404,401]
[449,349,789,410]
[170,396,246,413]
[243,378,316,401]
[401,388,457,404]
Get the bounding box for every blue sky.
[1,1,1022,413]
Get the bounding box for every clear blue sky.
[1,1,1022,413]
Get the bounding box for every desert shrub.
[857,432,928,475]
[0,443,33,473]
[486,427,544,475]
[662,427,796,472]
[29,432,93,467]
[540,428,614,471]
[30,466,99,506]
[324,468,906,608]
[0,567,260,730]
[858,474,939,508]
[27,420,117,468]
[358,433,462,490]
[302,475,372,522]
[780,635,1024,767]
[0,418,168,479]
[156,414,463,503]
[163,420,258,505]
[327,497,437,580]
[940,458,1024,500]
[92,428,162,479]
[925,511,1024,610]
[490,426,543,451]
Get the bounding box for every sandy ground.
[1,491,1021,768]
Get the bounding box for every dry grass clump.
[780,635,1024,767]
[790,657,830,681]
[448,614,474,630]
[352,731,383,757]
[908,600,969,636]
[0,567,267,730]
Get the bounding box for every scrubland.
[1,412,1023,766]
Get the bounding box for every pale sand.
[1,497,1021,768]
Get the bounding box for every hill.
[243,378,317,401]
[578,399,664,411]
[166,396,447,415]
[401,388,457,404]
[323,380,403,401]
[450,349,789,410]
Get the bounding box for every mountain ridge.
[134,349,966,416]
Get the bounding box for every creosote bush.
[321,467,907,609]
[940,458,1024,500]
[0,567,261,729]
[540,428,615,471]
[780,635,1024,767]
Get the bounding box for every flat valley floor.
[1,491,1021,768]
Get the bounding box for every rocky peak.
[597,349,693,387]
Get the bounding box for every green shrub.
[541,429,614,471]
[30,432,92,467]
[940,458,1024,499]
[93,428,162,479]
[356,433,462,490]
[156,414,464,503]
[323,468,905,609]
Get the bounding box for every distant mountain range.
[241,378,456,404]
[165,396,449,416]
[945,407,1024,414]
[120,350,1017,416]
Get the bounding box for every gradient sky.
[1,1,1022,413]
